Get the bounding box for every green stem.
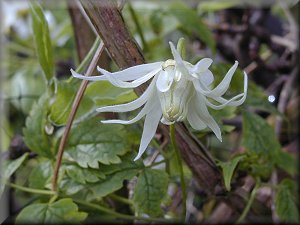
[170,124,187,220]
[6,182,56,196]
[127,2,149,52]
[235,179,261,224]
[74,199,174,223]
[109,194,133,205]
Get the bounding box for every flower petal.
[134,101,162,161]
[206,61,238,97]
[190,58,213,74]
[97,62,163,81]
[101,92,158,125]
[71,69,107,81]
[156,69,174,92]
[96,76,157,113]
[199,70,214,86]
[194,93,222,141]
[187,103,207,130]
[169,42,190,77]
[206,93,244,109]
[105,67,161,88]
[192,61,239,98]
[207,71,248,108]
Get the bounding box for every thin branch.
[51,41,105,191]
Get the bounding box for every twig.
[51,41,105,191]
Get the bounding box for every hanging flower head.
[71,40,248,161]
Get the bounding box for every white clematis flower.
[71,41,248,161]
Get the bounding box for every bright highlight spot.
[268,95,276,103]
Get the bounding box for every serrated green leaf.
[28,160,52,189]
[64,117,129,168]
[218,155,244,191]
[29,1,54,81]
[23,93,54,158]
[60,154,142,200]
[49,80,94,126]
[86,169,139,201]
[16,198,87,224]
[169,2,216,55]
[275,179,299,223]
[242,112,281,155]
[0,153,28,197]
[133,169,169,217]
[65,164,106,184]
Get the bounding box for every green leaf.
[133,168,169,217]
[29,1,54,81]
[86,168,139,201]
[60,154,142,200]
[16,198,87,224]
[274,151,298,176]
[9,68,47,114]
[242,111,281,155]
[169,2,216,55]
[0,153,28,197]
[23,93,54,158]
[64,117,130,168]
[28,160,52,189]
[275,179,299,223]
[218,155,244,191]
[49,80,94,126]
[65,164,106,184]
[85,80,137,107]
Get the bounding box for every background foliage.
[0,0,298,224]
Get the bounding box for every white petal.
[96,76,157,113]
[187,102,207,130]
[208,71,248,108]
[71,69,107,81]
[101,92,158,125]
[190,58,213,73]
[156,70,174,92]
[206,93,244,109]
[194,93,222,141]
[169,42,190,77]
[97,62,163,81]
[134,101,162,161]
[199,70,214,86]
[105,67,161,88]
[206,61,238,97]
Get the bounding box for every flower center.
[157,64,194,123]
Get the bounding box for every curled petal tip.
[133,155,140,161]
